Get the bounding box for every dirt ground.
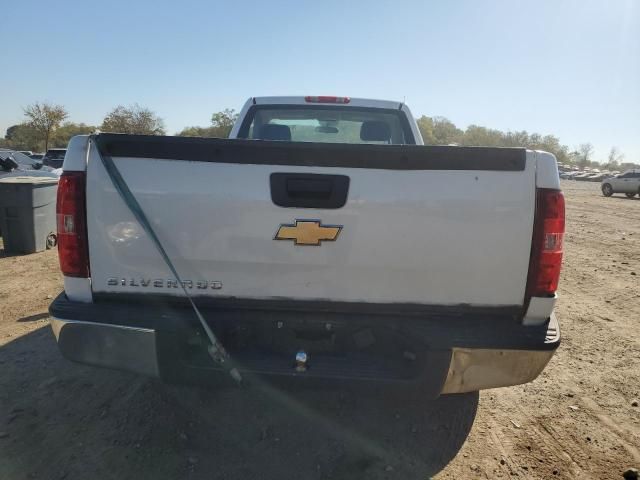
[1,180,638,480]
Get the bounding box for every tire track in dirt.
[486,417,534,479]
[580,396,640,463]
[495,390,587,479]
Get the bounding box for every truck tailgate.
[86,136,535,307]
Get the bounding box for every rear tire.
[626,193,637,198]
[602,184,613,197]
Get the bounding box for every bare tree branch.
[23,102,68,151]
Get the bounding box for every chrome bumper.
[441,312,559,393]
[50,317,159,377]
[440,347,555,393]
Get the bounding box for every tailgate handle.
[270,173,349,209]
[286,178,333,198]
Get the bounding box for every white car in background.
[560,171,579,180]
[601,169,640,198]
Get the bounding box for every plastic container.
[0,176,59,254]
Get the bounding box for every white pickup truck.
[49,96,563,397]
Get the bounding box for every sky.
[2,0,639,162]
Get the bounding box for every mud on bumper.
[49,294,559,396]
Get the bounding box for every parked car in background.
[18,150,34,156]
[560,171,579,180]
[42,148,67,168]
[30,153,44,160]
[0,149,59,179]
[0,151,19,172]
[586,173,607,182]
[574,172,593,181]
[601,170,640,198]
[0,150,38,169]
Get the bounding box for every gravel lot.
[0,180,638,479]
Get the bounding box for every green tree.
[461,125,504,147]
[23,102,68,151]
[503,130,530,148]
[431,117,463,145]
[176,109,239,138]
[518,133,570,164]
[52,122,97,147]
[3,124,43,151]
[416,116,435,144]
[211,109,238,129]
[176,126,218,137]
[101,104,165,135]
[539,135,570,164]
[210,108,238,137]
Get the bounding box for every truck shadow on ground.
[17,312,50,323]
[608,196,639,201]
[0,325,478,480]
[0,246,35,258]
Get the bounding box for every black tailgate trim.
[51,293,559,351]
[93,134,526,171]
[90,293,523,319]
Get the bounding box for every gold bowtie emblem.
[275,220,342,246]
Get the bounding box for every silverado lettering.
[106,278,223,289]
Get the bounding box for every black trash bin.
[0,176,59,254]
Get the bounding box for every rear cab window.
[237,105,415,145]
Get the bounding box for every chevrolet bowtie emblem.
[275,220,342,246]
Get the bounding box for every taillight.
[526,188,565,298]
[56,171,90,277]
[304,96,351,104]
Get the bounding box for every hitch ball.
[295,350,308,372]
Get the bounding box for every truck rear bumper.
[49,294,559,396]
[50,318,159,377]
[440,346,555,394]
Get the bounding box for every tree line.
[416,116,631,170]
[1,101,636,170]
[0,103,170,153]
